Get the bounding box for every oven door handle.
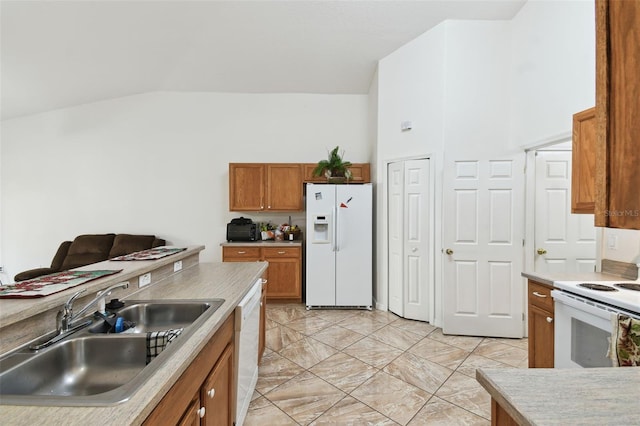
[551,290,639,320]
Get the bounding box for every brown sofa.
[14,233,166,282]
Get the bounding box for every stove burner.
[614,283,640,292]
[578,283,619,291]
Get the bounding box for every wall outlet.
[139,272,152,287]
[173,260,183,272]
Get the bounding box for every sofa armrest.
[14,267,58,282]
[152,238,166,248]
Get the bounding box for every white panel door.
[534,151,596,273]
[388,162,404,316]
[403,159,430,321]
[335,184,372,307]
[306,184,337,307]
[442,155,525,338]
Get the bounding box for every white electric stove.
[553,279,640,314]
[551,278,640,368]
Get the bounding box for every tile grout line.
[258,305,527,425]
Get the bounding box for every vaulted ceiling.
[1,0,526,120]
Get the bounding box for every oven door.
[552,290,616,368]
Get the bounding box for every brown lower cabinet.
[222,245,302,302]
[491,399,519,426]
[527,280,554,368]
[144,315,235,426]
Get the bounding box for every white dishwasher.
[235,279,261,426]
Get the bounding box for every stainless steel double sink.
[0,299,224,406]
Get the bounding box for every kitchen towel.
[610,314,640,367]
[0,269,122,298]
[110,247,186,261]
[146,328,184,364]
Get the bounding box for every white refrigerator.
[305,183,372,308]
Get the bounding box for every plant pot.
[327,176,347,183]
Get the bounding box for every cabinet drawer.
[263,247,300,258]
[528,281,554,311]
[222,246,261,260]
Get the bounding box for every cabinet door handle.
[278,251,286,254]
[238,251,246,254]
[546,317,553,323]
[262,279,268,284]
[207,388,215,398]
[532,291,548,298]
[198,407,206,418]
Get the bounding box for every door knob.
[445,249,453,255]
[546,317,553,323]
[537,248,547,255]
[412,248,418,252]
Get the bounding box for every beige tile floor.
[245,304,528,426]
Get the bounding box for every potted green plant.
[312,146,353,183]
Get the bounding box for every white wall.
[367,69,379,302]
[375,23,447,311]
[511,0,640,265]
[602,228,640,264]
[443,21,513,155]
[510,0,596,146]
[375,1,602,321]
[1,92,369,279]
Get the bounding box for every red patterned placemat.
[0,270,123,298]
[110,247,186,261]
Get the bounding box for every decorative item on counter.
[260,222,276,240]
[0,269,123,298]
[109,247,186,261]
[312,146,353,183]
[279,223,301,241]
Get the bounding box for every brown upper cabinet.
[595,0,640,229]
[302,163,371,183]
[229,162,371,212]
[571,107,596,214]
[229,163,303,212]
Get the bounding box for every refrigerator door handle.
[334,205,339,252]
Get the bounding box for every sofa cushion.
[50,241,72,270]
[108,234,157,258]
[61,234,116,270]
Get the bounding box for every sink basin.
[0,336,146,399]
[0,298,225,406]
[89,300,224,334]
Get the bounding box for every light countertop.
[220,240,302,247]
[0,261,267,425]
[477,367,640,425]
[521,271,623,287]
[0,246,205,329]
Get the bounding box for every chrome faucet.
[30,281,129,350]
[58,281,130,332]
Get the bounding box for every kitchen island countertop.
[0,261,267,425]
[477,367,640,425]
